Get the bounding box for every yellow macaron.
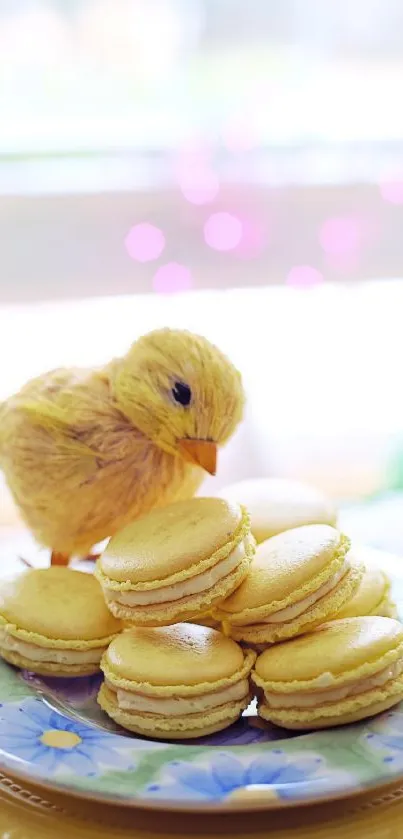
[0,567,122,676]
[214,524,363,645]
[96,498,255,626]
[331,551,396,620]
[190,614,221,629]
[253,616,403,729]
[98,623,256,739]
[217,478,337,543]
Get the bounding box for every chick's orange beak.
[178,439,217,475]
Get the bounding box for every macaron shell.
[333,564,392,619]
[228,561,363,645]
[190,615,221,629]
[98,682,251,739]
[260,694,403,731]
[0,647,101,677]
[105,624,245,687]
[258,673,403,730]
[104,551,253,626]
[214,525,350,624]
[254,616,403,691]
[100,498,243,584]
[218,478,337,543]
[0,568,121,646]
[376,595,398,619]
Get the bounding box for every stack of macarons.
[93,496,258,737]
[0,496,258,740]
[0,479,400,739]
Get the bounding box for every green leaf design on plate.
[274,728,388,782]
[317,743,377,780]
[0,662,35,702]
[228,728,382,783]
[74,746,205,795]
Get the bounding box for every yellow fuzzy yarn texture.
[214,531,351,627]
[0,648,100,678]
[101,647,256,697]
[0,329,244,555]
[228,561,364,645]
[258,674,403,729]
[96,505,252,592]
[98,683,251,739]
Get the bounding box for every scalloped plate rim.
[1,760,403,814]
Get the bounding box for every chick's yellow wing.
[0,366,120,485]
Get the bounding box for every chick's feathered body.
[0,330,244,556]
[0,367,198,555]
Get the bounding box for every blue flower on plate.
[183,713,297,746]
[364,705,403,768]
[0,698,136,777]
[143,749,336,803]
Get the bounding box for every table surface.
[1,769,403,839]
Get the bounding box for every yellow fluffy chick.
[0,329,244,564]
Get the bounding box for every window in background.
[1,0,403,154]
[2,0,403,301]
[1,1,403,523]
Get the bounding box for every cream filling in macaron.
[106,678,249,716]
[262,659,403,709]
[254,558,350,626]
[104,535,252,609]
[0,627,106,666]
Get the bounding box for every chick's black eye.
[172,381,192,406]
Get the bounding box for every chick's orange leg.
[51,551,70,566]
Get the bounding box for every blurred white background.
[1,0,403,531]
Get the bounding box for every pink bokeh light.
[152,262,193,294]
[319,216,361,256]
[236,216,267,259]
[204,212,243,252]
[286,265,324,289]
[379,177,403,204]
[125,223,165,262]
[179,167,219,205]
